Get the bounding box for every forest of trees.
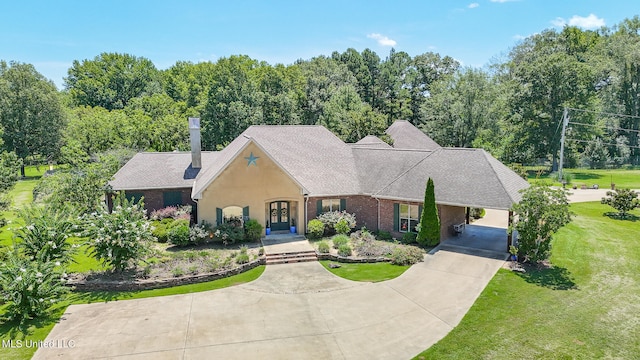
[2,16,640,180]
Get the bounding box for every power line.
[567,138,640,150]
[566,107,640,121]
[568,121,640,134]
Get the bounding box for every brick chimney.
[189,117,202,169]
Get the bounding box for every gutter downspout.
[304,195,309,234]
[374,196,381,231]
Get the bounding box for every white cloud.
[512,34,526,40]
[367,33,397,47]
[468,3,479,9]
[551,17,566,27]
[552,14,605,30]
[568,14,605,29]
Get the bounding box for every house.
[109,119,529,244]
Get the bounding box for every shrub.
[0,253,69,322]
[244,219,263,242]
[83,193,153,272]
[15,204,77,264]
[150,206,178,220]
[376,230,393,241]
[400,232,417,244]
[236,253,250,264]
[168,223,190,247]
[332,234,349,249]
[214,222,244,245]
[417,178,440,247]
[510,185,572,263]
[317,241,330,254]
[354,239,392,257]
[172,267,184,277]
[307,219,325,239]
[338,244,352,257]
[189,224,209,245]
[350,229,376,243]
[469,208,485,219]
[150,205,192,221]
[334,218,351,235]
[151,221,169,243]
[390,246,425,265]
[601,188,639,217]
[317,211,356,235]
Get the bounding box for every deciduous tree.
[510,185,572,263]
[0,61,65,176]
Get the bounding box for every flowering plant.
[0,252,69,321]
[82,192,153,271]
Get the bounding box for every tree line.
[2,16,640,188]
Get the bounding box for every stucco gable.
[191,137,306,199]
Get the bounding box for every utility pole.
[558,108,569,182]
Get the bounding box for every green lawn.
[0,265,265,360]
[320,260,410,282]
[0,179,39,246]
[529,168,640,189]
[417,202,640,359]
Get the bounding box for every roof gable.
[191,136,306,199]
[385,120,441,150]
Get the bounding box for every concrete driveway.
[34,249,505,360]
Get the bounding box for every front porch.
[261,233,316,265]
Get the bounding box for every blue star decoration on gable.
[244,152,259,166]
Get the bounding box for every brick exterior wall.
[379,199,466,241]
[438,205,466,238]
[109,188,196,218]
[306,196,466,241]
[306,195,379,230]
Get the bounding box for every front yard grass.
[416,201,640,359]
[320,260,410,282]
[528,168,640,189]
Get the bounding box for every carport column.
[507,210,513,251]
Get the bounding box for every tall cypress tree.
[417,177,440,246]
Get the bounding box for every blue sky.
[1,0,637,89]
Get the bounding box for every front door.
[269,201,290,231]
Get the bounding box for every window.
[163,191,183,207]
[222,206,243,224]
[125,192,144,204]
[321,199,342,213]
[399,204,419,233]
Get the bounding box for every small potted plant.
[265,220,271,235]
[290,218,296,234]
[509,245,518,262]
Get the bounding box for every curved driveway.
[34,249,506,360]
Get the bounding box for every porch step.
[265,250,318,265]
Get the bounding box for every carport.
[442,209,513,254]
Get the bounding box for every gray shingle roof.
[109,152,218,190]
[114,120,528,210]
[385,120,441,150]
[352,135,392,149]
[371,147,530,209]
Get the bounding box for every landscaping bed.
[67,241,264,291]
[310,229,426,266]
